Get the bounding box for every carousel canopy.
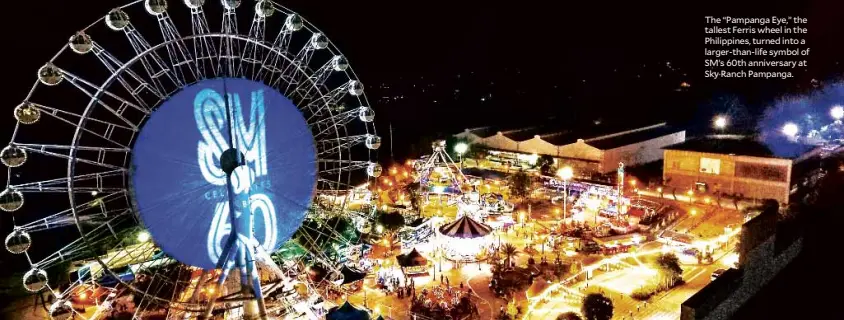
[341,265,367,284]
[326,301,370,320]
[397,248,428,267]
[439,215,492,239]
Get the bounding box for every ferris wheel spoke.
[14,144,129,171]
[218,7,241,77]
[278,33,327,95]
[316,178,354,191]
[17,192,126,233]
[295,227,341,272]
[59,69,150,129]
[31,212,134,270]
[91,43,166,107]
[255,15,298,82]
[100,241,159,273]
[239,8,270,80]
[188,5,219,79]
[316,134,368,157]
[307,105,365,129]
[299,80,358,116]
[121,24,184,94]
[290,56,347,102]
[318,159,370,175]
[154,13,199,85]
[9,169,125,193]
[19,103,134,149]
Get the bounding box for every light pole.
[556,166,574,225]
[454,143,468,170]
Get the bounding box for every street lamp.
[782,122,799,138]
[713,115,728,130]
[556,166,574,224]
[454,143,468,169]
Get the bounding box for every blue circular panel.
[131,78,316,269]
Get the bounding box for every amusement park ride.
[414,141,468,203]
[1,1,382,319]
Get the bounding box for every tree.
[502,243,519,268]
[537,155,555,175]
[556,312,583,320]
[375,210,406,242]
[656,253,683,286]
[581,293,613,320]
[404,181,422,213]
[507,170,532,200]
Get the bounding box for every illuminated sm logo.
[194,88,278,264]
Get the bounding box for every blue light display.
[131,78,316,269]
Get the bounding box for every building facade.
[456,123,686,175]
[662,136,818,205]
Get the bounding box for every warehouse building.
[662,135,820,205]
[455,122,686,176]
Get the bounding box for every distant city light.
[782,122,800,137]
[831,105,844,120]
[713,116,728,129]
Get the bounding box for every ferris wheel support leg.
[199,236,237,319]
[201,265,234,320]
[244,244,268,320]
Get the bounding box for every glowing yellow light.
[137,231,151,243]
[556,166,574,180]
[687,190,694,196]
[723,252,739,267]
[630,179,637,186]
[390,167,398,175]
[704,197,711,204]
[79,291,88,300]
[690,209,697,216]
[657,187,663,193]
[632,235,642,244]
[494,180,500,185]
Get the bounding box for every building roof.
[503,127,545,141]
[663,135,816,159]
[586,124,682,150]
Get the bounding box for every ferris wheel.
[1,0,383,319]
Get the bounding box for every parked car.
[711,268,727,281]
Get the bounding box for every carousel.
[437,215,494,262]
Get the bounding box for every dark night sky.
[1,0,842,156]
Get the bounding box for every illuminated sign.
[131,78,316,269]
